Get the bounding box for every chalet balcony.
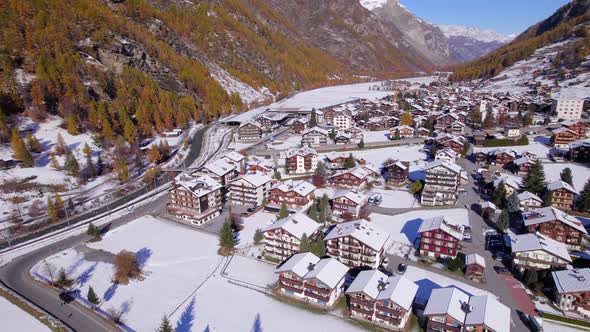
[305,283,332,296]
[375,312,402,326]
[280,283,304,294]
[350,305,374,317]
[427,320,462,332]
[304,290,331,302]
[375,304,403,318]
[350,298,375,308]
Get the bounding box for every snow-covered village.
[1,1,590,332]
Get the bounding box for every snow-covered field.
[369,188,420,209]
[319,145,427,169]
[543,162,590,192]
[267,135,302,150]
[225,76,437,123]
[362,130,391,143]
[473,140,551,160]
[370,209,469,253]
[0,296,50,332]
[403,265,492,306]
[236,211,276,249]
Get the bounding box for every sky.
[399,0,572,35]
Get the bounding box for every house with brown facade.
[268,180,316,212]
[465,253,486,282]
[384,161,410,185]
[523,207,587,248]
[547,180,578,211]
[510,232,572,271]
[237,121,263,142]
[302,127,329,146]
[325,220,390,269]
[569,139,590,162]
[286,147,318,174]
[329,167,370,190]
[332,190,367,219]
[418,216,464,259]
[262,213,321,261]
[551,127,579,149]
[168,174,222,225]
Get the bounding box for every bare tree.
[113,250,143,285]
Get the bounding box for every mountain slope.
[450,0,590,81]
[439,25,514,63]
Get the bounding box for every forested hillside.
[450,0,590,82]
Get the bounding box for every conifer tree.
[310,110,317,127]
[253,229,263,245]
[279,202,289,219]
[118,158,129,183]
[577,179,590,212]
[544,191,553,207]
[329,128,337,140]
[158,315,173,332]
[54,193,64,216]
[497,209,509,232]
[55,133,68,156]
[218,220,236,253]
[64,152,80,177]
[358,137,365,149]
[148,144,162,164]
[20,144,34,167]
[491,182,507,209]
[394,130,401,140]
[56,268,73,288]
[300,233,311,252]
[87,286,100,305]
[67,114,79,135]
[560,167,573,186]
[311,232,326,257]
[0,110,9,143]
[96,153,104,176]
[307,202,318,221]
[319,194,329,224]
[344,153,355,169]
[522,162,546,196]
[50,152,60,170]
[26,132,42,153]
[506,191,520,213]
[47,197,58,223]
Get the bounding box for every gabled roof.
[552,268,590,294]
[513,156,533,166]
[232,173,271,188]
[465,253,486,268]
[510,233,572,263]
[418,216,464,240]
[222,151,245,163]
[423,160,462,174]
[552,127,578,136]
[517,191,543,203]
[263,213,320,240]
[345,269,387,299]
[523,207,587,234]
[464,295,510,332]
[334,190,366,205]
[302,126,328,136]
[175,174,222,197]
[303,257,349,289]
[324,220,390,251]
[547,179,579,195]
[203,159,236,176]
[375,275,419,311]
[276,252,320,278]
[330,167,369,180]
[239,120,262,129]
[424,287,469,323]
[286,147,317,158]
[272,180,316,197]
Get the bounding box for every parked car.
[59,291,75,304]
[493,252,506,261]
[494,266,511,275]
[463,232,472,242]
[246,205,258,213]
[397,263,407,274]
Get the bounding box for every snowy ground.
[402,265,493,306]
[236,211,276,249]
[362,130,391,143]
[370,209,469,256]
[369,188,420,209]
[0,296,50,332]
[473,140,552,160]
[267,135,302,150]
[543,162,590,192]
[224,76,437,123]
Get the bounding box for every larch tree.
[148,144,162,164]
[47,197,58,223]
[55,133,68,156]
[26,131,42,153]
[64,151,80,177]
[11,128,24,159]
[299,233,311,252]
[66,114,79,135]
[118,158,129,183]
[279,202,289,219]
[400,111,413,126]
[50,152,60,170]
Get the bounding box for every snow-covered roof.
[325,220,390,251]
[479,201,498,210]
[513,156,533,166]
[418,216,464,240]
[272,180,316,197]
[464,295,510,332]
[222,151,245,163]
[510,233,572,263]
[286,147,317,158]
[424,160,462,174]
[263,213,320,240]
[552,268,590,294]
[552,127,577,135]
[465,253,486,268]
[345,269,388,299]
[424,287,469,323]
[523,207,587,234]
[334,190,366,205]
[324,152,345,161]
[303,257,349,289]
[547,179,579,195]
[302,126,328,136]
[517,191,543,203]
[493,174,522,190]
[233,173,271,188]
[239,120,262,129]
[175,174,222,197]
[569,138,590,149]
[330,167,369,181]
[276,252,320,278]
[203,159,236,176]
[375,275,419,311]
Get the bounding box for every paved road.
[0,125,233,332]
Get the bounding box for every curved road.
[0,125,234,332]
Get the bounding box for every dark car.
[494,266,511,275]
[493,252,506,261]
[59,291,75,304]
[397,263,407,274]
[246,206,258,213]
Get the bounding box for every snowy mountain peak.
[359,0,388,11]
[439,25,515,44]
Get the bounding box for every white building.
[552,268,590,317]
[333,111,353,130]
[552,98,585,120]
[229,173,272,207]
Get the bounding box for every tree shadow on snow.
[67,257,86,276]
[103,283,118,301]
[76,263,97,288]
[136,247,152,268]
[175,297,196,332]
[401,218,422,244]
[251,313,263,332]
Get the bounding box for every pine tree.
[64,152,80,177]
[577,179,590,212]
[429,144,437,159]
[344,153,355,169]
[87,223,101,240]
[506,191,520,213]
[284,158,290,174]
[560,167,573,186]
[311,232,326,257]
[118,158,129,183]
[409,180,423,195]
[96,154,104,176]
[87,286,100,305]
[329,128,337,140]
[491,182,507,209]
[55,133,68,156]
[50,152,60,170]
[158,315,173,332]
[253,229,263,245]
[319,194,329,224]
[307,202,318,221]
[522,162,546,196]
[310,110,317,127]
[67,114,79,135]
[524,269,538,286]
[218,220,236,253]
[26,132,42,153]
[497,209,509,232]
[279,202,289,219]
[300,233,311,252]
[544,190,553,207]
[47,197,58,223]
[394,130,401,140]
[148,144,162,164]
[357,137,365,149]
[273,169,281,180]
[56,268,73,288]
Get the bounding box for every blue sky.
[399,0,572,35]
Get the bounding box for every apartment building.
[325,220,390,269]
[228,173,272,207]
[262,213,321,262]
[167,175,222,224]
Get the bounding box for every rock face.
[371,0,452,66]
[439,25,514,63]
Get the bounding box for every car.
[246,206,258,213]
[494,266,511,275]
[368,196,375,204]
[463,232,472,242]
[59,291,75,304]
[493,252,506,261]
[373,196,382,205]
[397,263,407,274]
